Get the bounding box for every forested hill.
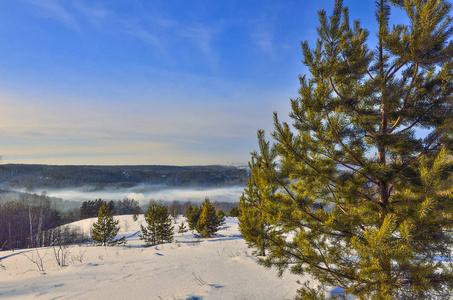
[0,164,248,190]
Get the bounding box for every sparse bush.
[52,244,69,266]
[23,249,46,273]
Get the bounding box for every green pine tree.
[196,197,224,238]
[216,209,225,219]
[91,203,124,246]
[186,203,201,231]
[239,157,274,257]
[140,202,174,246]
[228,206,240,217]
[241,0,453,298]
[178,221,187,234]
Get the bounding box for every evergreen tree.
[81,199,114,219]
[196,197,224,238]
[239,157,274,257]
[139,202,173,246]
[91,203,124,246]
[242,0,453,298]
[216,209,225,219]
[178,221,188,234]
[228,206,240,217]
[186,203,201,231]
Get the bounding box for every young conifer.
[228,206,240,217]
[140,202,173,246]
[241,0,453,298]
[239,157,274,257]
[178,221,187,234]
[186,203,201,231]
[196,197,224,238]
[91,203,124,246]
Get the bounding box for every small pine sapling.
[186,204,201,231]
[140,202,174,246]
[178,221,187,234]
[91,203,125,246]
[195,197,225,238]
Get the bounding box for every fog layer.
[37,185,244,205]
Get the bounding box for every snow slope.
[0,216,310,300]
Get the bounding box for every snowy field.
[0,216,310,300]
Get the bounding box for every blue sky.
[0,0,405,165]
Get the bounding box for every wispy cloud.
[27,0,81,32]
[27,0,117,32]
[250,20,275,57]
[252,29,274,55]
[120,8,225,72]
[27,1,225,72]
[126,26,164,52]
[179,24,219,71]
[73,1,114,27]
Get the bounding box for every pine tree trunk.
[260,213,266,256]
[378,0,389,218]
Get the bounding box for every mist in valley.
[27,185,245,208]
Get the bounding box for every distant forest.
[0,164,245,251]
[0,164,248,190]
[0,191,239,251]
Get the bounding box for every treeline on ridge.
[0,164,248,190]
[79,198,239,220]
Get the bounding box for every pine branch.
[329,77,345,99]
[396,114,424,134]
[313,241,350,288]
[384,59,405,82]
[273,117,339,186]
[323,108,367,169]
[400,118,453,171]
[271,171,324,224]
[265,234,358,282]
[388,62,419,134]
[321,142,379,185]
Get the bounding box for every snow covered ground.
[0,216,310,299]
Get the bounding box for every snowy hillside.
[0,216,311,299]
